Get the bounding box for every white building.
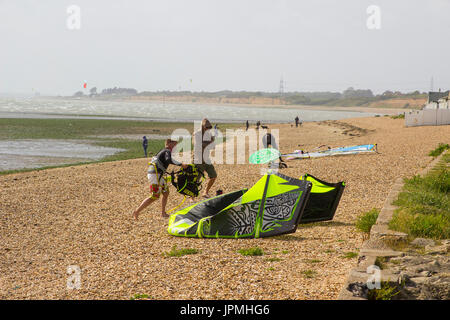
[423,91,450,109]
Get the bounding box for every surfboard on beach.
[283,144,377,160]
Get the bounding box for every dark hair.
[202,118,212,130]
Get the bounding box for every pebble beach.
[0,116,448,299]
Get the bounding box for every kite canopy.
[168,171,312,238]
[249,148,281,164]
[298,174,345,224]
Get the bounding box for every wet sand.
[0,116,448,299]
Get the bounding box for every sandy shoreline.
[0,117,448,299]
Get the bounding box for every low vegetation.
[265,257,282,262]
[342,252,358,259]
[428,143,450,157]
[165,245,199,257]
[390,113,405,119]
[305,259,321,264]
[130,293,151,300]
[301,270,317,279]
[0,118,194,140]
[238,247,264,256]
[367,282,401,300]
[355,208,380,233]
[374,257,387,270]
[389,153,449,239]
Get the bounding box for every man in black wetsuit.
[262,132,287,169]
[133,139,187,219]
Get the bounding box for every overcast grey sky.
[1,0,449,95]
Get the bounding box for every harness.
[170,164,205,198]
[148,155,166,175]
[147,156,205,213]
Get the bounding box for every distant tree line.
[100,87,138,96]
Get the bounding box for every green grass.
[428,143,450,157]
[375,257,387,270]
[367,282,401,300]
[342,252,358,259]
[305,259,321,264]
[389,155,450,239]
[301,270,317,279]
[238,247,264,256]
[355,208,380,233]
[390,113,405,119]
[164,245,199,257]
[130,293,151,300]
[390,210,449,239]
[0,118,195,140]
[265,257,282,262]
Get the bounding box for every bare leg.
[203,177,216,197]
[133,196,157,220]
[160,191,170,218]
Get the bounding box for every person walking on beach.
[193,118,218,198]
[295,116,299,128]
[142,136,148,157]
[246,120,249,131]
[262,132,286,169]
[133,139,187,219]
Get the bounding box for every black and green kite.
[168,171,344,238]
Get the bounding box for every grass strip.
[389,152,449,239]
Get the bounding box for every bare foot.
[161,212,170,218]
[133,210,139,220]
[202,193,211,199]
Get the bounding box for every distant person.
[132,139,188,219]
[246,120,249,131]
[262,132,287,169]
[256,120,261,130]
[193,118,218,198]
[142,136,148,157]
[295,116,299,128]
[262,132,277,150]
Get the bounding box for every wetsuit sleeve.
[165,150,182,166]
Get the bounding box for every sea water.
[0,139,124,171]
[0,97,380,123]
